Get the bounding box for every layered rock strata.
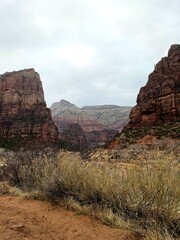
[0,68,59,142]
[128,44,180,127]
[51,100,131,148]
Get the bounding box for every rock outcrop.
[51,100,131,148]
[0,68,59,144]
[59,123,89,150]
[128,44,180,128]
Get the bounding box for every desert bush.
[43,152,180,238]
[0,181,10,195]
[144,229,178,240]
[0,149,59,190]
[0,149,179,239]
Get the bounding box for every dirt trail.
[0,196,136,240]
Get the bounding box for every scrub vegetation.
[0,148,179,240]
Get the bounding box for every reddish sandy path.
[0,196,137,240]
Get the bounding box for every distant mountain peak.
[50,100,132,149]
[51,99,80,116]
[59,99,74,106]
[52,99,78,108]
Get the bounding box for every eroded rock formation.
[59,123,89,150]
[128,44,180,127]
[51,100,131,148]
[0,68,59,143]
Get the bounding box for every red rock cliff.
[128,44,180,127]
[0,68,59,142]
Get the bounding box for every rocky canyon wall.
[128,44,180,128]
[51,100,131,148]
[0,68,59,144]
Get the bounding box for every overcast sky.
[0,0,179,107]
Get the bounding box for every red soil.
[0,196,138,240]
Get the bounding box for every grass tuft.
[0,149,179,239]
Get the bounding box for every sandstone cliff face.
[81,105,131,131]
[128,44,180,127]
[0,69,59,143]
[59,123,89,150]
[51,99,131,148]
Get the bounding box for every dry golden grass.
[0,181,10,195]
[0,148,179,239]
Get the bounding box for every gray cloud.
[0,0,180,107]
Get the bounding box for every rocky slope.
[51,100,131,148]
[106,44,180,150]
[0,68,59,147]
[128,44,180,128]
